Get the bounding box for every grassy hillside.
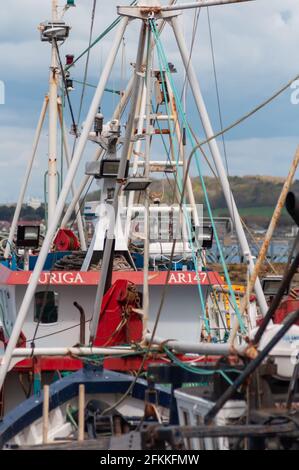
[0,176,294,228]
[121,175,296,227]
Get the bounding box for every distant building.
[27,197,42,210]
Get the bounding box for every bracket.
[117,6,181,20]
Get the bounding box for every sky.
[1,0,299,203]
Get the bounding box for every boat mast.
[169,15,268,315]
[0,14,130,392]
[89,22,147,341]
[48,0,59,224]
[142,24,153,337]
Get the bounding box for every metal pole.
[166,74,199,228]
[51,0,58,20]
[4,97,49,259]
[125,83,147,242]
[42,385,50,445]
[90,23,147,342]
[11,347,134,357]
[229,146,299,343]
[48,0,59,224]
[159,0,255,11]
[145,333,237,355]
[205,309,299,425]
[78,384,85,442]
[0,17,129,392]
[60,75,135,229]
[60,0,175,229]
[171,16,268,316]
[142,26,153,338]
[57,103,87,251]
[253,251,299,345]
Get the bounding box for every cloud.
[216,136,299,177]
[1,1,299,202]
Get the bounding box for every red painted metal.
[1,267,224,377]
[53,229,80,252]
[273,296,299,326]
[93,279,143,347]
[13,354,216,374]
[1,267,223,287]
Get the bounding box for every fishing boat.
[2,0,299,451]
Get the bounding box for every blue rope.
[154,32,211,334]
[151,20,246,334]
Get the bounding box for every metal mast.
[48,0,59,223]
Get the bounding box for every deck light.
[200,225,214,249]
[123,177,152,192]
[262,276,289,297]
[85,160,129,179]
[16,224,40,249]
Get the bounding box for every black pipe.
[103,237,115,295]
[151,422,297,441]
[73,302,86,345]
[204,309,299,425]
[254,251,299,345]
[253,191,299,344]
[286,192,299,228]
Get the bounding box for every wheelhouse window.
[34,291,59,324]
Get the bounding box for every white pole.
[125,84,147,242]
[142,26,153,338]
[52,0,58,21]
[10,347,133,357]
[145,334,244,356]
[47,0,60,224]
[60,0,176,229]
[171,16,268,315]
[143,25,152,338]
[90,23,147,341]
[4,97,49,259]
[166,74,199,227]
[58,104,87,251]
[160,0,255,11]
[60,75,135,229]
[78,384,85,442]
[0,17,129,392]
[42,385,50,445]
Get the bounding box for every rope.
[207,6,238,247]
[163,346,241,386]
[77,0,97,127]
[73,80,121,95]
[54,40,78,136]
[65,0,138,72]
[155,43,211,334]
[188,71,299,159]
[151,19,246,334]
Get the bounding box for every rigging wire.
[206,7,238,237]
[155,94,241,336]
[156,46,211,334]
[77,0,98,127]
[54,40,78,136]
[187,69,299,163]
[151,19,246,333]
[26,0,295,409]
[65,0,138,72]
[180,4,201,103]
[72,80,121,95]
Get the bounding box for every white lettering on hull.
[28,272,84,285]
[168,272,207,284]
